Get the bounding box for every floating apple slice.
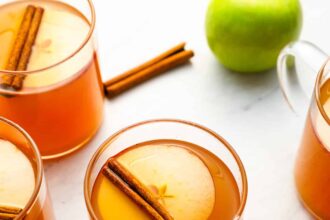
[25,3,93,87]
[29,5,89,70]
[0,139,35,208]
[118,144,215,220]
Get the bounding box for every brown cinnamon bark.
[0,5,44,90]
[0,5,36,88]
[11,6,44,90]
[102,166,164,220]
[6,5,36,71]
[104,42,186,87]
[0,205,22,220]
[107,158,173,220]
[0,206,22,214]
[0,212,17,220]
[17,7,44,71]
[104,49,194,97]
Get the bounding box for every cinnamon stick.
[107,158,173,220]
[102,166,164,220]
[103,158,174,220]
[17,7,44,71]
[104,42,186,87]
[104,49,194,97]
[0,205,22,220]
[0,212,17,220]
[6,5,36,71]
[11,7,44,90]
[0,5,44,90]
[0,5,35,88]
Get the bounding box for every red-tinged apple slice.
[117,144,215,220]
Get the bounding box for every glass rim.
[0,0,96,75]
[315,60,330,125]
[0,116,43,219]
[84,118,248,219]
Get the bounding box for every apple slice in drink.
[0,139,35,208]
[29,6,89,71]
[118,144,216,220]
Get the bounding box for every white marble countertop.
[45,0,330,219]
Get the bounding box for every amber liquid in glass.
[0,139,55,220]
[0,0,104,158]
[91,139,241,220]
[295,79,330,218]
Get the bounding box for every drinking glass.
[277,40,330,218]
[0,117,55,219]
[0,0,104,159]
[84,119,248,220]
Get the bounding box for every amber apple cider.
[295,79,330,218]
[0,0,104,158]
[0,139,54,219]
[91,140,241,220]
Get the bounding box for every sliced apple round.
[0,139,35,208]
[29,5,90,71]
[26,3,93,87]
[117,144,215,220]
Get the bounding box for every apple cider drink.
[92,140,240,220]
[295,78,330,218]
[0,0,104,159]
[0,117,55,220]
[85,120,248,220]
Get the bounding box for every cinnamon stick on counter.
[104,43,194,97]
[104,42,186,86]
[0,205,22,220]
[0,5,44,90]
[102,158,174,220]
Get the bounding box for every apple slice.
[25,3,93,87]
[118,144,215,220]
[0,139,35,208]
[29,5,90,71]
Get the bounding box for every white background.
[45,0,330,219]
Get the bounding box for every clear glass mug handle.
[277,40,328,115]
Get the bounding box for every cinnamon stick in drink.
[0,5,36,88]
[107,158,173,220]
[102,166,164,220]
[0,205,23,220]
[0,212,17,220]
[103,158,174,220]
[17,7,44,71]
[12,7,44,90]
[6,5,36,71]
[0,5,44,90]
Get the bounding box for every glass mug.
[0,117,55,219]
[277,40,330,218]
[84,119,248,220]
[0,0,104,159]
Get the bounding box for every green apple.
[205,0,302,73]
